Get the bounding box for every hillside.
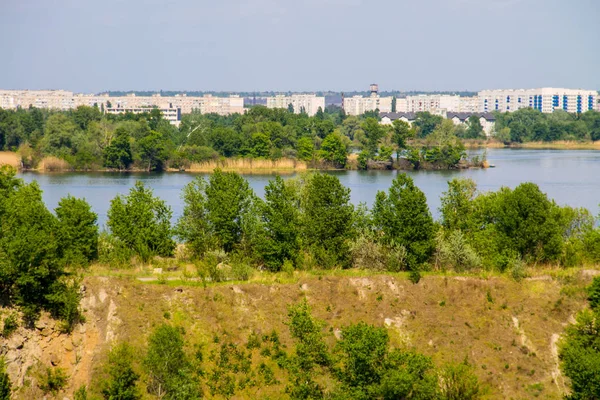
[2,269,595,399]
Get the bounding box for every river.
[18,149,600,228]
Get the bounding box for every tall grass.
[0,151,20,168]
[187,158,307,172]
[39,156,71,171]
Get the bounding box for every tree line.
[494,108,600,143]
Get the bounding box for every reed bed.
[0,151,20,168]
[187,158,307,172]
[38,156,71,171]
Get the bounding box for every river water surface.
[18,149,600,227]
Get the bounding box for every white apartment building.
[478,88,598,114]
[458,96,480,112]
[404,94,461,114]
[105,106,181,127]
[342,84,394,116]
[265,94,325,117]
[0,90,245,124]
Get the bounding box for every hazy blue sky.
[1,0,598,93]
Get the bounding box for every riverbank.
[461,139,600,150]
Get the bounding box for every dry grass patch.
[187,157,307,172]
[0,151,20,167]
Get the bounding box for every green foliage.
[335,322,388,389]
[102,343,141,400]
[74,385,88,400]
[360,118,385,156]
[204,169,255,252]
[297,137,315,162]
[39,367,68,395]
[107,181,175,260]
[440,178,477,231]
[438,360,481,400]
[357,150,369,170]
[0,360,10,400]
[559,308,600,400]
[288,300,329,370]
[319,132,348,168]
[1,314,18,339]
[588,276,600,311]
[435,230,481,272]
[103,127,132,170]
[55,195,99,266]
[136,130,171,171]
[256,175,301,271]
[373,173,435,270]
[144,324,201,399]
[391,119,414,161]
[414,111,444,138]
[301,174,354,268]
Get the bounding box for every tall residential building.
[0,90,245,124]
[404,94,461,114]
[478,88,598,114]
[343,84,393,116]
[105,106,182,126]
[265,94,325,116]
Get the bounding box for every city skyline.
[1,0,599,93]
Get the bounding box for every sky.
[1,0,598,93]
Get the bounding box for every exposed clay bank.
[18,149,600,227]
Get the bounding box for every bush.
[102,343,141,400]
[39,367,68,395]
[438,360,481,400]
[98,232,134,269]
[435,230,481,272]
[107,181,175,261]
[0,359,11,400]
[350,234,387,271]
[588,276,600,311]
[1,314,18,338]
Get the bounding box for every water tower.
[370,84,379,97]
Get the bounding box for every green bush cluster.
[0,165,97,329]
[90,300,480,399]
[559,276,600,399]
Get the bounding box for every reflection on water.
[18,149,600,227]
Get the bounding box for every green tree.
[465,115,484,139]
[319,132,347,168]
[0,179,80,323]
[335,322,388,389]
[251,132,271,158]
[107,181,175,260]
[559,308,600,400]
[257,176,301,271]
[391,119,413,162]
[361,118,385,156]
[297,137,314,162]
[413,112,444,138]
[287,103,295,113]
[72,105,102,131]
[301,174,354,268]
[144,324,200,400]
[439,178,477,232]
[102,343,141,400]
[204,170,254,252]
[103,127,132,170]
[55,196,98,266]
[373,174,435,270]
[137,131,170,171]
[175,177,211,258]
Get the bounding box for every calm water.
[18,149,600,228]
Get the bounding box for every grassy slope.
[76,268,593,399]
